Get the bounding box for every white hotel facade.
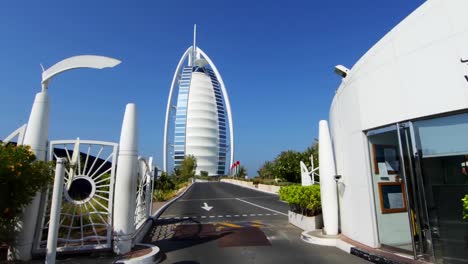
[163,27,234,175]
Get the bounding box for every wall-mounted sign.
[378,182,408,214]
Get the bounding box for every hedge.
[279,185,321,217]
[463,194,468,220]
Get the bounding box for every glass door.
[367,123,434,261]
[367,125,415,254]
[397,122,434,261]
[412,113,468,263]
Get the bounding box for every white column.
[318,120,338,235]
[113,103,138,254]
[13,90,50,261]
[45,158,66,264]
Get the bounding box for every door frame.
[366,122,435,261]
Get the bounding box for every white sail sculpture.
[163,25,234,175]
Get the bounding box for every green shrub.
[200,171,209,177]
[279,185,321,216]
[154,173,175,191]
[0,143,53,247]
[463,194,468,220]
[153,189,176,202]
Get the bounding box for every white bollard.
[13,91,50,261]
[113,103,138,254]
[318,120,339,235]
[45,158,66,264]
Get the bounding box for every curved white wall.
[186,72,219,175]
[329,0,468,247]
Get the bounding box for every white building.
[163,26,234,175]
[326,0,468,262]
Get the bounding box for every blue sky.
[0,0,424,175]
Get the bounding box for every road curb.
[115,243,161,264]
[220,180,279,195]
[151,183,194,220]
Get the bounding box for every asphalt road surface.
[144,182,368,264]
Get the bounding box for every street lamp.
[14,55,120,261]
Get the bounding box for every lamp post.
[13,55,120,261]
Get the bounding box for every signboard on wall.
[378,182,408,214]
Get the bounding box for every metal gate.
[34,139,118,253]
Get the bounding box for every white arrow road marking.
[201,202,213,211]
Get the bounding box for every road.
[144,182,368,264]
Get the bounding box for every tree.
[237,165,247,178]
[0,143,53,248]
[257,140,319,183]
[200,171,209,177]
[300,139,319,171]
[178,155,197,180]
[257,161,275,179]
[273,150,303,182]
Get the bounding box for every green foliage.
[463,194,468,220]
[257,161,275,179]
[153,189,176,202]
[256,140,319,183]
[237,165,247,178]
[200,170,209,177]
[0,143,53,246]
[279,185,321,216]
[174,155,197,181]
[154,173,175,192]
[273,150,303,183]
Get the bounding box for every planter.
[288,210,323,231]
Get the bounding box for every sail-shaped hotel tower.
[163,26,234,175]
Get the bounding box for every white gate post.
[318,120,339,235]
[13,90,50,261]
[45,158,66,264]
[113,103,138,254]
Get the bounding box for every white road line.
[209,216,215,218]
[258,214,263,216]
[235,198,288,216]
[266,214,271,216]
[234,215,240,217]
[250,214,256,216]
[218,215,224,218]
[201,216,207,218]
[175,217,180,219]
[226,215,231,217]
[242,214,248,217]
[177,196,274,202]
[183,216,189,219]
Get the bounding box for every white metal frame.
[34,139,118,253]
[134,157,154,230]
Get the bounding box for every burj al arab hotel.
[163,25,234,175]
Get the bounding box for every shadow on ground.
[143,218,233,254]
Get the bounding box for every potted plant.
[279,185,322,231]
